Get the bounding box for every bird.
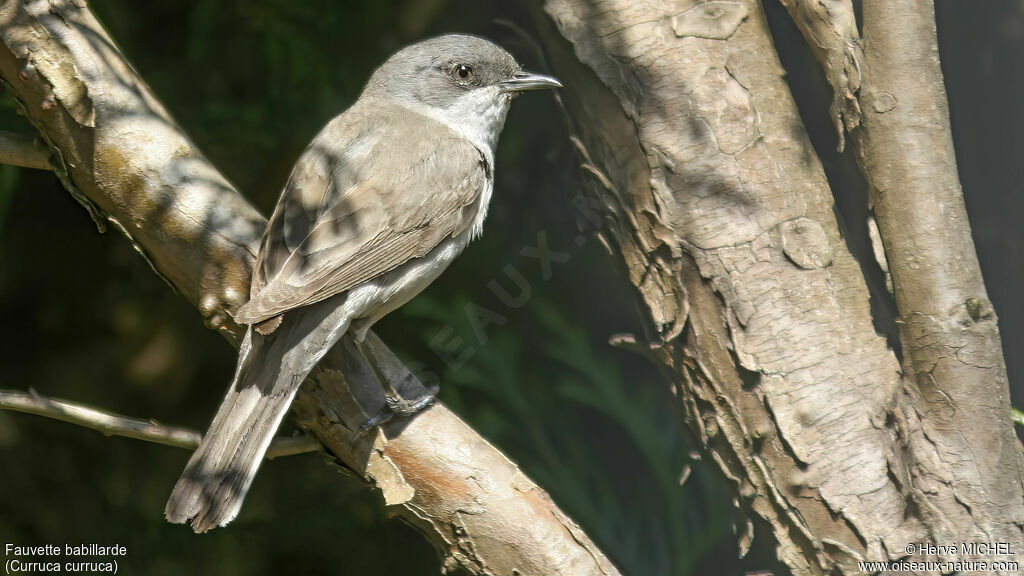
[164,33,561,533]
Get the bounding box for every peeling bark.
[538,0,1023,573]
[786,0,1024,565]
[0,1,619,574]
[778,0,862,152]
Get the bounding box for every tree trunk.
[0,1,619,574]
[537,0,1024,574]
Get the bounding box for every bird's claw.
[355,385,439,439]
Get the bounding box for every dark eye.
[452,64,474,82]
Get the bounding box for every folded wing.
[236,103,489,324]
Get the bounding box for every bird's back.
[236,101,492,326]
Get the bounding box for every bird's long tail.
[165,296,351,533]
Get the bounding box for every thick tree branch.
[859,0,1024,552]
[538,0,1022,573]
[537,1,902,572]
[0,1,618,574]
[783,0,1024,557]
[0,389,320,458]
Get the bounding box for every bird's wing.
[236,105,489,324]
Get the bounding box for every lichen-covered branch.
[538,0,1020,574]
[0,1,618,573]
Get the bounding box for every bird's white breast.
[345,226,474,340]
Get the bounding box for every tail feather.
[165,296,351,532]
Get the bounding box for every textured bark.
[538,0,1022,574]
[785,0,1024,565]
[778,0,861,153]
[0,1,619,574]
[857,0,1024,552]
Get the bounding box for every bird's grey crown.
[362,34,521,109]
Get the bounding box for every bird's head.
[364,34,561,151]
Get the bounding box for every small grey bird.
[165,34,560,532]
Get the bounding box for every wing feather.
[236,104,489,324]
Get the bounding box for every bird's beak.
[499,71,562,93]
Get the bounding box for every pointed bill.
[499,71,562,92]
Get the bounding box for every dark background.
[0,1,1018,575]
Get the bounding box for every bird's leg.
[352,338,438,437]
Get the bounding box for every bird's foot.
[355,384,439,438]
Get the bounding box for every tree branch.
[537,0,1021,573]
[0,389,321,458]
[777,0,862,152]
[536,1,905,572]
[783,0,1024,557]
[0,130,49,169]
[0,1,618,573]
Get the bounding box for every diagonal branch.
[0,1,619,574]
[0,389,321,458]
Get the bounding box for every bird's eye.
[452,64,474,82]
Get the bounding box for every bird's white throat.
[399,88,512,161]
